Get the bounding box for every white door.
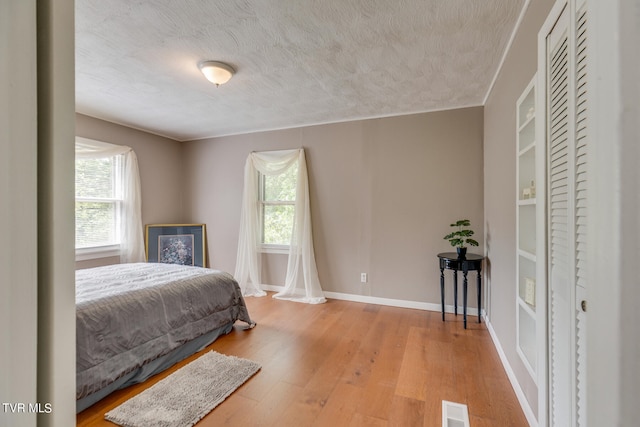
[542,0,588,425]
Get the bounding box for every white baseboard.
[260,284,480,316]
[484,316,537,427]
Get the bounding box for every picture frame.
[145,224,207,267]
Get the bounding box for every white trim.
[536,3,569,425]
[258,244,290,255]
[483,0,533,105]
[259,284,481,316]
[76,196,120,203]
[485,317,538,427]
[75,244,120,261]
[587,0,638,425]
[258,166,296,251]
[615,0,640,423]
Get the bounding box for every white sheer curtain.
[76,137,145,263]
[234,148,326,304]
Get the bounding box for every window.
[258,161,298,250]
[235,148,324,302]
[75,155,122,251]
[74,137,145,262]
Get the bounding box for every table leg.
[453,270,458,316]
[477,269,482,323]
[463,270,468,329]
[440,267,445,321]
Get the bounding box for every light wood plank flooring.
[77,292,528,426]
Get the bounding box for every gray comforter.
[76,263,254,400]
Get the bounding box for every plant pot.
[456,247,467,258]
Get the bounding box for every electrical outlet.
[360,273,367,283]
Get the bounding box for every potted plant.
[443,219,479,258]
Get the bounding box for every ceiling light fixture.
[198,61,235,87]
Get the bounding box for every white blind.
[75,155,121,248]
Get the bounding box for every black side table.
[437,252,484,329]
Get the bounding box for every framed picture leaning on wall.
[145,223,207,267]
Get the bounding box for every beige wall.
[182,107,484,304]
[36,0,77,425]
[1,1,39,425]
[75,114,183,268]
[483,0,555,417]
[3,2,77,425]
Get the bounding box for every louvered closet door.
[547,5,571,425]
[544,1,588,426]
[573,4,588,425]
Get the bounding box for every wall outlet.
[360,273,368,283]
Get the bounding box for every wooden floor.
[77,292,528,426]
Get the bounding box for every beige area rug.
[105,351,261,427]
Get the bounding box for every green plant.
[444,219,479,248]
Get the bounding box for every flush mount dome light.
[198,61,235,87]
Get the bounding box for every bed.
[75,262,255,413]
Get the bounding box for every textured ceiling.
[76,0,524,141]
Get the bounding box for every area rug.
[105,351,261,427]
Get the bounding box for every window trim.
[75,244,121,261]
[257,170,296,253]
[258,243,290,255]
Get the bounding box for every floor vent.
[442,400,470,427]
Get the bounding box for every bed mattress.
[76,263,254,403]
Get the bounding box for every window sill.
[259,244,290,255]
[76,245,120,261]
